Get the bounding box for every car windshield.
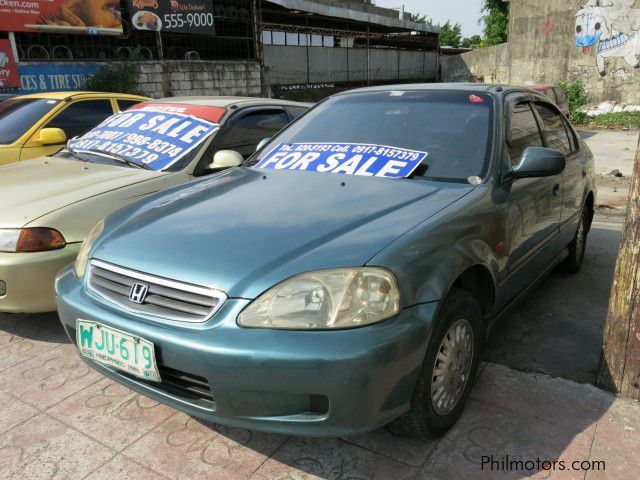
[0,98,61,144]
[247,90,494,182]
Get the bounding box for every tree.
[461,35,482,49]
[410,13,430,24]
[439,20,463,48]
[480,0,509,47]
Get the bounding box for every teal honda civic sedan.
[56,84,596,439]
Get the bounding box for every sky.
[372,0,484,37]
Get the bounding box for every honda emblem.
[129,283,149,304]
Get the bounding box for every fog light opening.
[0,280,6,297]
[309,394,329,415]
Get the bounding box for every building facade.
[0,0,439,100]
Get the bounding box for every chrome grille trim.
[87,259,227,323]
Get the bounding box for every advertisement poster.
[255,143,429,178]
[0,40,19,89]
[0,1,123,35]
[127,0,215,35]
[10,64,100,93]
[68,104,223,171]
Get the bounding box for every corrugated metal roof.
[264,0,439,34]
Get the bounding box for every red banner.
[0,40,19,89]
[0,1,123,35]
[129,103,226,123]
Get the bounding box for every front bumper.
[0,243,81,313]
[56,265,439,437]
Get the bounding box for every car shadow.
[0,311,70,344]
[578,129,598,139]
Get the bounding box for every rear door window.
[117,99,144,111]
[47,99,115,139]
[534,103,572,155]
[508,103,544,165]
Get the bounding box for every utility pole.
[597,135,640,400]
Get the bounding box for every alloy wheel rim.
[431,318,474,416]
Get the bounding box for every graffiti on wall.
[575,0,640,76]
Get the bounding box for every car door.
[192,106,293,176]
[501,97,563,295]
[20,98,116,160]
[533,101,582,233]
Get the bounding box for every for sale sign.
[0,40,19,89]
[254,143,428,179]
[68,104,224,171]
[127,0,215,35]
[0,1,123,35]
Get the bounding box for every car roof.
[148,96,312,109]
[336,83,542,97]
[14,91,149,101]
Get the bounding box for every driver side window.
[193,108,291,176]
[507,103,544,166]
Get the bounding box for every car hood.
[94,168,474,299]
[0,158,167,228]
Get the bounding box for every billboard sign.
[0,1,123,35]
[127,0,215,35]
[0,40,19,89]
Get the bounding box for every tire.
[558,205,590,274]
[388,288,483,440]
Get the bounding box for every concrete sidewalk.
[0,313,638,480]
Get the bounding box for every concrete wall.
[441,0,640,105]
[441,43,509,83]
[136,60,262,99]
[264,45,437,86]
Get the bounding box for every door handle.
[553,184,561,196]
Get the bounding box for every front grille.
[88,259,227,323]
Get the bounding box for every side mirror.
[256,137,271,152]
[38,128,67,146]
[513,147,566,179]
[208,150,243,171]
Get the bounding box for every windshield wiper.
[61,146,89,162]
[88,150,153,170]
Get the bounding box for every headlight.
[74,219,104,278]
[238,268,401,330]
[0,228,66,253]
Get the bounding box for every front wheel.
[388,289,483,440]
[559,205,590,274]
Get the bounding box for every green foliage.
[587,112,640,128]
[461,35,482,49]
[410,13,430,24]
[439,20,463,48]
[480,0,509,47]
[84,49,142,95]
[558,80,590,124]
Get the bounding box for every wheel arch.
[448,264,497,324]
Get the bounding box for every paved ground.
[486,216,622,384]
[1,313,639,479]
[580,129,639,177]
[579,129,638,215]
[0,129,638,479]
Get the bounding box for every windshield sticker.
[67,108,219,171]
[253,143,428,179]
